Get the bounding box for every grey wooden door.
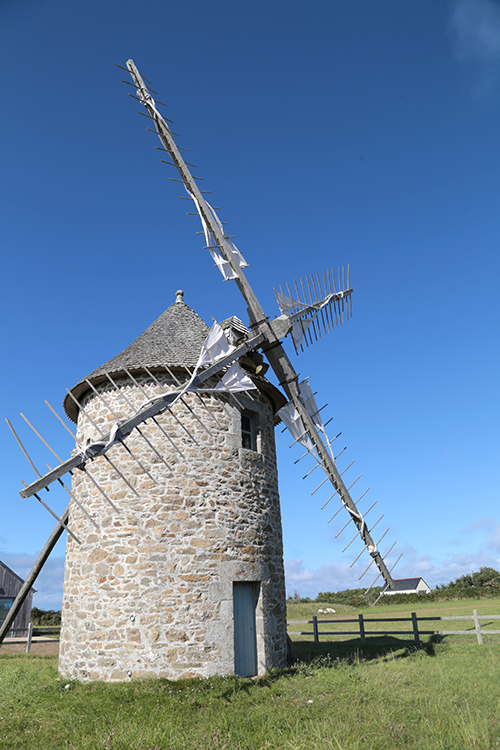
[233,582,257,677]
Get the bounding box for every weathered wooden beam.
[473,608,484,644]
[0,503,69,644]
[125,59,395,590]
[19,332,264,499]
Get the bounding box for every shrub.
[31,607,61,626]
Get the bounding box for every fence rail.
[288,610,500,645]
[0,623,33,652]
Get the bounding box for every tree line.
[288,567,500,608]
[31,568,500,620]
[30,607,61,626]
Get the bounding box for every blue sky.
[1,0,499,608]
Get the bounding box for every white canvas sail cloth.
[276,292,312,347]
[274,289,344,349]
[197,322,236,367]
[298,380,335,463]
[131,323,256,423]
[71,420,122,461]
[275,292,305,316]
[278,381,335,461]
[292,319,313,349]
[215,362,256,393]
[295,379,369,541]
[279,385,370,549]
[136,88,248,282]
[198,322,256,394]
[278,402,314,454]
[186,188,249,281]
[276,290,342,317]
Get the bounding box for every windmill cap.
[63,292,210,422]
[62,291,286,423]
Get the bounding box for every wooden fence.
[0,624,61,653]
[288,610,500,645]
[0,623,33,652]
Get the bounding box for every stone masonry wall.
[59,371,287,681]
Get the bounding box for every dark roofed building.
[0,561,35,636]
[382,577,430,595]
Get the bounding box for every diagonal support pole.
[0,503,70,645]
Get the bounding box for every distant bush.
[316,588,383,608]
[31,607,61,626]
[436,567,500,597]
[288,567,500,608]
[376,591,438,605]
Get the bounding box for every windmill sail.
[17,325,264,503]
[124,59,398,591]
[275,269,352,352]
[1,61,403,650]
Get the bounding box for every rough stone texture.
[59,371,287,681]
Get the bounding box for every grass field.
[1,598,500,750]
[287,597,500,645]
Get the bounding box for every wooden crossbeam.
[19,331,264,499]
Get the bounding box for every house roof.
[381,577,429,593]
[63,291,211,422]
[0,560,36,593]
[63,290,286,422]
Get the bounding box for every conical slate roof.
[63,290,210,422]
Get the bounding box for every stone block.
[59,377,286,682]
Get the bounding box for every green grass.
[2,637,500,749]
[287,597,500,644]
[2,600,500,749]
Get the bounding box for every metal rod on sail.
[0,503,71,645]
[46,464,99,530]
[84,377,172,473]
[6,418,48,491]
[44,400,140,499]
[64,387,158,486]
[125,58,395,590]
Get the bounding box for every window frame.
[0,597,15,624]
[241,411,257,452]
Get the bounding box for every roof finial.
[175,289,184,303]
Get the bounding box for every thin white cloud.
[285,558,378,598]
[486,523,500,551]
[450,0,500,94]
[394,544,500,587]
[452,0,500,62]
[286,544,500,598]
[457,517,500,552]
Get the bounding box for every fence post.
[473,609,483,645]
[411,612,420,644]
[26,623,33,654]
[358,613,366,643]
[312,616,319,643]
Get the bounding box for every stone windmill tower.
[59,291,287,680]
[2,59,411,678]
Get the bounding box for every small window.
[0,597,14,624]
[241,413,256,451]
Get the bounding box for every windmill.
[0,59,403,678]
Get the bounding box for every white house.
[382,577,431,596]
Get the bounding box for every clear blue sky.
[1,0,499,608]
